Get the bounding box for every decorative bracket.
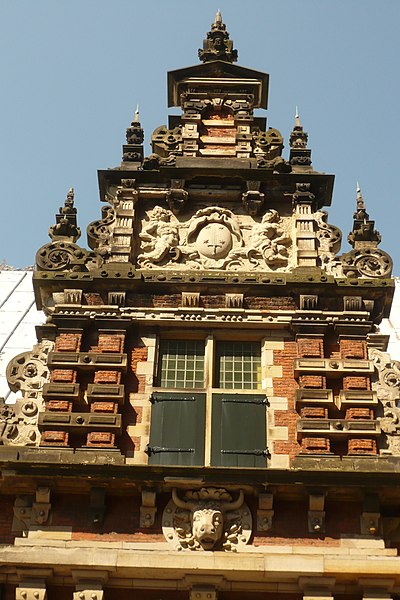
[13,487,51,533]
[308,492,325,534]
[361,493,381,535]
[89,488,106,525]
[16,580,48,600]
[242,181,264,216]
[166,179,188,214]
[257,492,274,532]
[140,489,157,528]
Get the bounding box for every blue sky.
[1,0,399,272]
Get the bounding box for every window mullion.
[204,334,214,466]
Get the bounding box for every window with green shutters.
[146,392,206,466]
[211,394,268,467]
[149,338,268,467]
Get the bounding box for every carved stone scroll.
[369,348,400,454]
[341,248,392,279]
[314,210,342,267]
[1,341,53,447]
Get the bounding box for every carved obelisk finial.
[289,108,312,167]
[122,105,144,164]
[198,11,238,63]
[48,187,81,242]
[348,183,381,248]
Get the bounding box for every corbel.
[308,492,325,534]
[140,488,157,528]
[73,585,104,600]
[16,579,48,600]
[242,181,264,216]
[359,578,395,600]
[189,585,218,600]
[361,492,381,536]
[116,178,138,204]
[257,492,274,532]
[32,487,51,526]
[166,179,188,214]
[89,487,106,525]
[299,577,336,600]
[13,487,51,533]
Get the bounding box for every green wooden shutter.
[147,392,206,466]
[211,394,268,467]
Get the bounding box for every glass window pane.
[216,341,261,389]
[159,340,205,388]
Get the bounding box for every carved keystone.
[308,493,325,534]
[257,492,274,531]
[140,489,157,528]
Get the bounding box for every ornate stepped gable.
[1,11,400,600]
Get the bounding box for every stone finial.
[347,183,381,248]
[341,184,392,278]
[122,105,144,163]
[289,108,312,167]
[48,187,81,242]
[198,11,238,63]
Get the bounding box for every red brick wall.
[55,333,82,352]
[129,344,149,394]
[297,338,324,358]
[340,339,367,359]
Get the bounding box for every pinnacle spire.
[198,12,238,63]
[214,9,222,26]
[289,111,312,167]
[123,106,144,164]
[356,182,366,211]
[348,184,381,248]
[295,106,301,127]
[48,187,81,242]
